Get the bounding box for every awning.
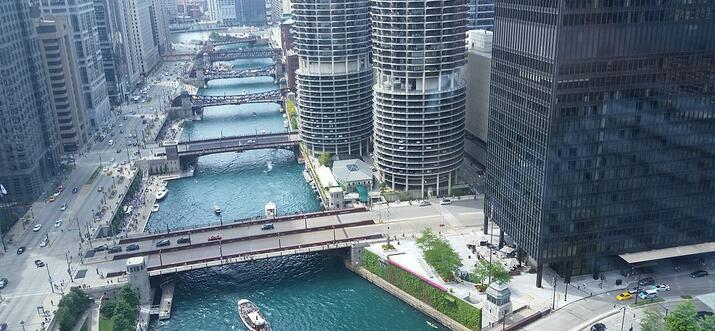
[355,185,369,203]
[619,241,715,264]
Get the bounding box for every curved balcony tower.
[292,0,374,157]
[371,0,469,197]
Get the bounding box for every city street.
[0,61,184,330]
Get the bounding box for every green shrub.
[111,286,139,331]
[415,228,461,281]
[363,250,481,330]
[100,301,116,319]
[56,288,92,331]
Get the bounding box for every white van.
[639,289,658,300]
[108,139,114,146]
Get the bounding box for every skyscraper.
[0,1,61,203]
[38,0,112,129]
[372,0,468,198]
[125,0,161,74]
[236,0,266,25]
[34,16,90,154]
[292,0,373,157]
[150,0,172,55]
[485,0,715,287]
[467,0,494,30]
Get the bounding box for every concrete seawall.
[345,261,473,331]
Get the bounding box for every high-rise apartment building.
[150,0,172,54]
[467,0,494,30]
[218,0,238,25]
[486,0,715,287]
[236,0,266,25]
[125,0,161,74]
[94,0,142,105]
[372,0,468,198]
[292,0,373,157]
[0,1,61,203]
[34,16,90,154]
[37,0,111,129]
[206,0,221,21]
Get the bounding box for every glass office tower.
[485,0,715,287]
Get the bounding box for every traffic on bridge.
[174,132,300,157]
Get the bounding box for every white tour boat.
[156,188,168,200]
[152,204,160,213]
[265,201,277,218]
[237,299,271,331]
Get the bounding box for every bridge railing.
[119,206,368,244]
[146,234,384,273]
[178,132,290,145]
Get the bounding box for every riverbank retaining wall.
[347,249,482,331]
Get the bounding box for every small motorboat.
[156,188,168,200]
[426,320,439,329]
[265,201,276,218]
[237,299,271,331]
[152,204,160,212]
[213,203,222,215]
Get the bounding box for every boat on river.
[213,203,222,215]
[265,201,277,218]
[152,204,160,213]
[237,299,271,331]
[156,188,168,200]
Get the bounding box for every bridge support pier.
[127,257,152,305]
[349,242,372,267]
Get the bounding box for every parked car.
[419,200,431,206]
[638,277,655,287]
[654,284,671,292]
[590,323,606,331]
[34,260,45,268]
[72,187,78,193]
[261,224,274,230]
[40,238,49,247]
[639,289,658,300]
[627,286,640,294]
[0,278,8,289]
[177,237,191,244]
[60,203,68,211]
[16,246,25,255]
[126,244,140,252]
[208,235,222,241]
[155,239,170,247]
[616,292,633,301]
[94,244,108,252]
[97,186,104,192]
[440,199,452,205]
[32,224,42,232]
[691,270,709,278]
[54,220,63,227]
[108,246,122,254]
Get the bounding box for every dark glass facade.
[485,0,715,286]
[468,0,494,30]
[236,0,266,25]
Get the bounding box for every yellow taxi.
[616,292,633,301]
[48,195,57,202]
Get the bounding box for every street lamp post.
[551,276,557,310]
[20,321,25,331]
[65,251,74,283]
[0,184,8,252]
[45,262,54,293]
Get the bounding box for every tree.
[641,308,664,331]
[415,229,462,281]
[100,301,116,319]
[318,152,332,167]
[117,286,139,307]
[416,228,438,250]
[697,314,715,331]
[665,300,697,331]
[471,259,512,285]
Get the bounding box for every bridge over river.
[171,89,284,118]
[101,208,384,275]
[163,132,300,162]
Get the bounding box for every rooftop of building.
[332,159,373,183]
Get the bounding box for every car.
[639,289,658,300]
[108,246,122,254]
[121,160,127,166]
[48,195,57,202]
[123,116,127,120]
[72,187,78,193]
[155,239,170,247]
[590,323,606,331]
[140,114,145,119]
[116,149,122,154]
[177,237,191,244]
[261,224,274,230]
[97,186,104,192]
[55,219,63,227]
[208,235,222,241]
[60,203,68,211]
[57,185,64,192]
[119,129,124,134]
[94,244,108,252]
[655,284,670,292]
[691,270,709,278]
[440,199,452,205]
[1,322,8,331]
[0,278,8,289]
[419,200,431,206]
[40,238,49,247]
[696,311,714,319]
[108,139,114,146]
[126,244,140,252]
[32,224,42,232]
[112,163,118,168]
[16,246,25,255]
[34,259,45,268]
[110,157,115,163]
[616,292,633,301]
[639,277,655,287]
